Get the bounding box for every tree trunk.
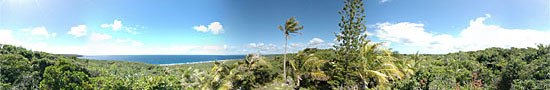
[284,34,288,82]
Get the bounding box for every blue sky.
[0,0,548,55]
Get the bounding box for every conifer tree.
[331,0,368,87]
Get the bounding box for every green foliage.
[0,54,30,85]
[132,75,180,90]
[230,53,275,89]
[332,0,369,88]
[1,1,550,88]
[181,53,275,90]
[2,43,550,90]
[287,48,333,89]
[40,60,92,89]
[0,44,56,89]
[391,44,550,90]
[512,79,550,89]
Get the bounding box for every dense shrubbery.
[1,43,550,89]
[40,60,92,89]
[0,44,187,89]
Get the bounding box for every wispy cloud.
[115,38,144,47]
[193,25,208,32]
[380,0,390,3]
[101,20,141,34]
[89,33,112,41]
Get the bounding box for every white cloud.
[89,33,112,41]
[101,20,142,35]
[289,42,304,48]
[247,42,280,53]
[132,41,143,47]
[374,22,434,46]
[0,27,151,55]
[124,26,139,35]
[373,14,550,54]
[380,0,390,3]
[308,38,325,47]
[28,27,53,39]
[327,43,335,46]
[154,45,227,55]
[116,38,131,43]
[101,20,123,31]
[193,25,208,32]
[242,40,336,54]
[193,22,224,34]
[68,25,87,37]
[224,44,228,50]
[249,43,257,47]
[382,42,391,47]
[288,42,307,52]
[0,29,20,45]
[208,22,223,34]
[116,38,143,47]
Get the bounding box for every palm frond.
[377,68,404,79]
[365,70,389,84]
[278,25,284,32]
[310,71,329,81]
[289,59,297,71]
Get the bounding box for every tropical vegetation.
[1,0,549,89]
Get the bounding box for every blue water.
[78,55,246,64]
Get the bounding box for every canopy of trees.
[1,43,549,89]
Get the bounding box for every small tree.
[40,60,91,89]
[278,17,304,81]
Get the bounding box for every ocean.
[78,55,247,64]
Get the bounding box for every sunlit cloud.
[25,26,54,39]
[373,14,550,54]
[101,20,123,31]
[193,22,224,34]
[193,25,208,32]
[68,25,87,37]
[89,33,112,41]
[0,29,20,45]
[308,38,325,48]
[101,20,141,34]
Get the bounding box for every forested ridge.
[2,0,549,89]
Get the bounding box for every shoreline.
[158,59,241,66]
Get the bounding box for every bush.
[39,60,91,89]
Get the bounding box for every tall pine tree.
[330,0,368,88]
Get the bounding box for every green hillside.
[1,44,549,89]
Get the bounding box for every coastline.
[158,59,241,66]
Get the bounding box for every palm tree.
[357,41,404,89]
[278,17,304,81]
[288,51,330,88]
